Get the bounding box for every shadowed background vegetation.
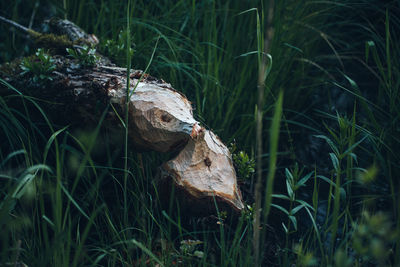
[0,0,399,266]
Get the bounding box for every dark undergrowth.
[0,0,399,266]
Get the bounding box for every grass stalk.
[253,1,275,266]
[261,90,283,230]
[123,0,132,227]
[330,162,341,257]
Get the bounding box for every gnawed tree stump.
[0,17,244,214]
[105,68,201,152]
[160,129,244,212]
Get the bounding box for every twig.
[0,15,39,37]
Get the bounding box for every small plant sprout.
[179,239,203,256]
[217,210,228,225]
[66,45,99,67]
[229,142,255,181]
[272,165,314,234]
[245,204,254,219]
[20,48,56,83]
[175,239,204,264]
[102,29,135,66]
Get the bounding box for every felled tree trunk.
[0,18,244,213]
[160,129,244,211]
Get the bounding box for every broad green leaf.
[296,171,314,188]
[329,153,339,171]
[317,175,336,187]
[271,204,289,215]
[292,204,305,215]
[286,179,294,200]
[314,135,339,155]
[272,194,290,200]
[282,222,288,233]
[289,215,297,231]
[285,168,294,183]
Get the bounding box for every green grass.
[1,0,399,266]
